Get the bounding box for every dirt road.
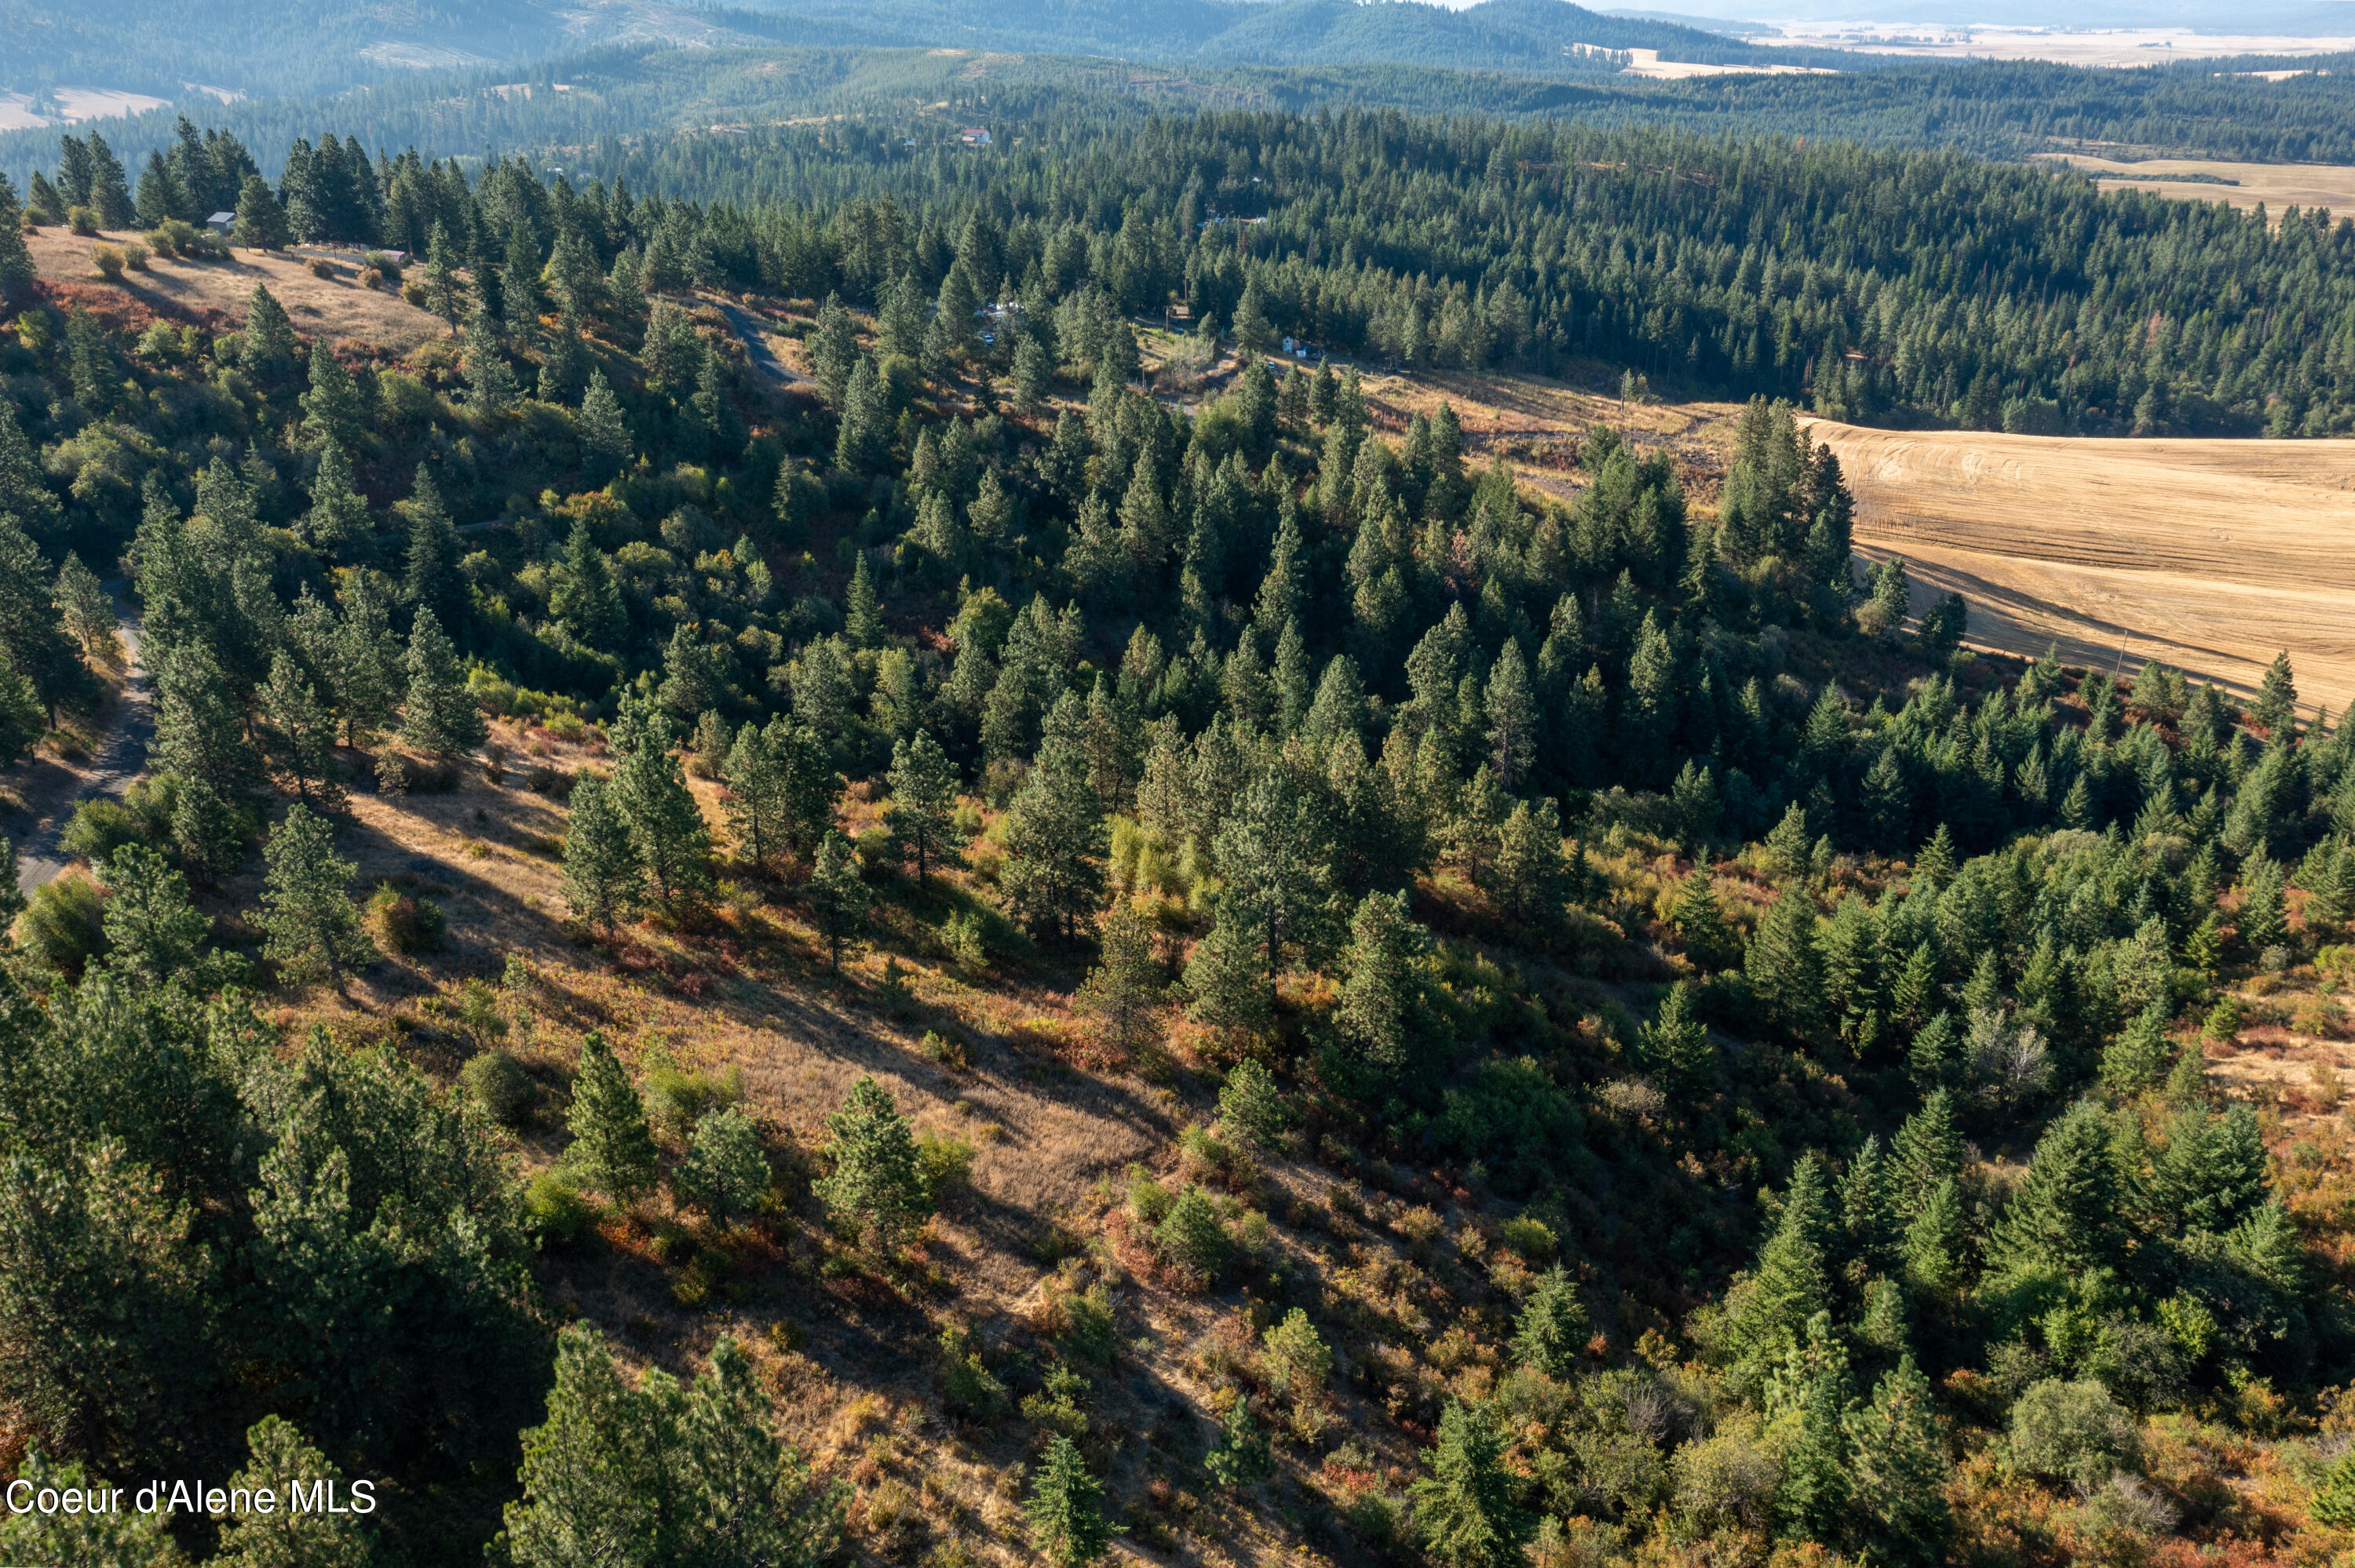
[713,299,809,390]
[14,588,150,895]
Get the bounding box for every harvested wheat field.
[24,226,447,350]
[1805,419,2355,711]
[2031,152,2355,221]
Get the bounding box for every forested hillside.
[2,93,2354,1568]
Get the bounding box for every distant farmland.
[1804,421,2355,713]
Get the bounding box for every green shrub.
[364,884,447,955]
[123,773,179,841]
[644,1063,743,1143]
[940,1324,1010,1417]
[461,1049,535,1125]
[916,1130,976,1198]
[60,798,144,863]
[524,1169,597,1245]
[1499,1216,1558,1261]
[2009,1377,2140,1489]
[16,872,106,978]
[1155,1185,1232,1279]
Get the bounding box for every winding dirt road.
[14,587,150,895]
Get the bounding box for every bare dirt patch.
[24,228,447,352]
[2032,152,2355,221]
[1804,419,2355,710]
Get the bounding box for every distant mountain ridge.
[0,0,1841,106]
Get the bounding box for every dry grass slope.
[25,227,447,351]
[1803,419,2355,712]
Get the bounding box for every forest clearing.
[2031,151,2355,220]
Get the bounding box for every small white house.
[206,211,236,235]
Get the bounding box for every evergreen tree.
[675,1105,771,1226]
[1075,899,1162,1058]
[1216,1057,1286,1148]
[1213,767,1333,983]
[885,730,958,884]
[243,282,299,374]
[1988,1100,2121,1275]
[331,574,401,746]
[1769,1314,1853,1546]
[805,830,867,971]
[1512,1266,1587,1378]
[550,518,624,651]
[215,1417,369,1568]
[1900,1178,1967,1299]
[257,804,367,980]
[300,340,362,451]
[1334,889,1435,1078]
[303,440,371,561]
[2237,855,2288,953]
[721,719,787,872]
[0,516,90,723]
[1025,1436,1114,1568]
[1842,1355,1952,1566]
[0,176,35,305]
[400,467,465,629]
[568,1031,659,1205]
[844,553,885,650]
[97,844,217,991]
[1727,1156,1832,1384]
[259,649,338,807]
[1747,883,1826,1039]
[1635,981,1714,1096]
[1890,1089,1964,1216]
[399,607,485,756]
[2251,651,2298,737]
[613,706,711,910]
[155,640,259,794]
[579,368,633,480]
[2100,1001,2173,1096]
[172,772,245,882]
[1002,692,1104,940]
[232,173,287,250]
[834,357,889,473]
[0,1449,177,1566]
[1411,1400,1530,1568]
[1204,1395,1275,1488]
[0,404,61,544]
[814,1075,929,1253]
[562,773,645,931]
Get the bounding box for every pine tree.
[96,843,216,990]
[1213,767,1333,983]
[1900,1177,1966,1298]
[1411,1401,1531,1568]
[0,1449,178,1566]
[464,303,519,418]
[1002,692,1104,940]
[562,773,644,930]
[1216,1058,1286,1149]
[1484,639,1536,787]
[774,714,842,861]
[551,517,625,650]
[399,606,486,756]
[172,772,245,881]
[155,640,259,794]
[579,368,632,480]
[1512,1266,1587,1378]
[613,706,711,910]
[0,175,35,304]
[500,1325,661,1566]
[303,439,371,560]
[1025,1436,1113,1568]
[214,1417,370,1567]
[721,719,787,872]
[568,1031,659,1205]
[1747,884,1825,1040]
[674,1105,771,1226]
[1334,889,1434,1078]
[243,282,299,374]
[2100,1001,2172,1096]
[259,649,339,808]
[1843,1355,1952,1567]
[400,466,465,628]
[0,515,89,724]
[1636,981,1714,1097]
[885,730,958,884]
[1075,899,1162,1058]
[2237,855,2288,953]
[1204,1395,1274,1488]
[805,830,867,971]
[1988,1099,2120,1275]
[0,404,61,544]
[2252,651,2299,737]
[1492,797,1572,924]
[1890,1088,1964,1216]
[257,804,367,980]
[1770,1314,1853,1546]
[232,173,287,250]
[301,340,363,451]
[841,555,887,652]
[815,1075,929,1253]
[1727,1155,1832,1383]
[834,356,889,473]
[331,573,401,746]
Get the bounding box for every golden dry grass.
[25,226,447,351]
[2032,152,2355,221]
[1802,418,2355,711]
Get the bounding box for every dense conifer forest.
[0,82,2353,1568]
